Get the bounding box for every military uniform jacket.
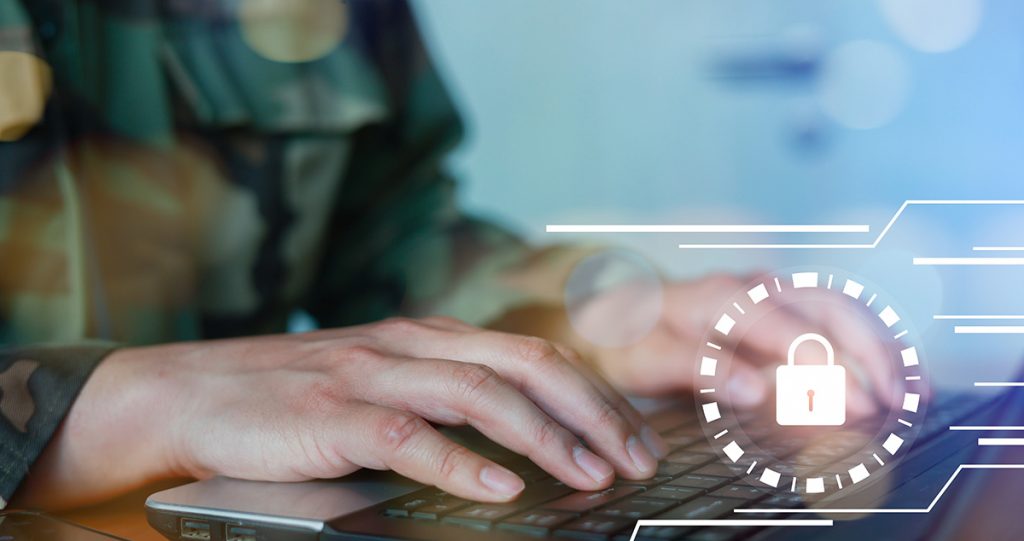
[0,0,550,507]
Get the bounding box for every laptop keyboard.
[369,393,991,541]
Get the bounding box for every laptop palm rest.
[146,470,421,534]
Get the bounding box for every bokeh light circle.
[879,0,982,53]
[564,249,663,348]
[238,0,348,63]
[817,40,910,130]
[0,51,52,142]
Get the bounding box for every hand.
[586,274,902,416]
[17,317,667,509]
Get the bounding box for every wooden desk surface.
[58,480,191,541]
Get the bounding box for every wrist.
[92,345,188,480]
[20,345,186,508]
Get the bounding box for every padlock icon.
[776,333,846,426]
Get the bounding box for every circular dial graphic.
[693,269,927,502]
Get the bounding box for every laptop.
[144,379,1024,541]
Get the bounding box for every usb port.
[226,525,257,541]
[180,519,211,540]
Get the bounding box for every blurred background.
[414,0,1024,389]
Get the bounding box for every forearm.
[12,347,180,510]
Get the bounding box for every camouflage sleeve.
[304,2,575,328]
[0,0,116,511]
[0,343,116,510]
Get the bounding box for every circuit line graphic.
[672,200,1024,249]
[545,199,1024,251]
[566,202,1024,538]
[627,464,1024,540]
[732,464,1024,514]
[546,225,869,233]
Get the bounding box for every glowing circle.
[693,268,927,501]
[238,0,348,63]
[817,40,910,130]
[0,51,52,142]
[564,250,663,348]
[879,0,982,53]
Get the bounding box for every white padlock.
[776,333,846,426]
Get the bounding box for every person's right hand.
[19,317,667,510]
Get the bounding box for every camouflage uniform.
[0,0,556,507]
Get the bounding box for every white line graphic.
[728,464,1024,514]
[979,438,1024,446]
[950,426,1024,430]
[629,519,832,531]
[622,465,1024,536]
[974,382,1024,387]
[955,326,1024,334]
[546,225,868,233]
[914,258,1024,266]
[935,315,1024,320]
[673,200,1024,249]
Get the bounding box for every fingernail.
[573,446,614,483]
[626,435,657,474]
[727,371,766,407]
[640,424,669,459]
[480,465,525,498]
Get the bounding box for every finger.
[661,275,891,415]
[728,298,818,368]
[365,359,615,490]
[419,315,479,333]
[735,325,879,416]
[375,318,655,450]
[337,403,526,502]
[445,332,662,479]
[546,341,651,444]
[661,273,748,333]
[775,296,898,411]
[592,321,763,408]
[298,317,474,346]
[724,293,888,415]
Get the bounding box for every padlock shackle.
[786,333,835,366]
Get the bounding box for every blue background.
[414,0,1024,388]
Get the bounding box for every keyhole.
[807,389,815,411]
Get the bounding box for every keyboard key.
[512,464,551,482]
[443,503,520,530]
[664,451,715,465]
[685,442,716,454]
[443,477,576,529]
[645,485,702,502]
[686,526,755,541]
[661,433,701,449]
[498,509,576,537]
[632,525,697,540]
[655,496,745,520]
[410,497,471,520]
[630,525,695,540]
[615,476,671,488]
[692,463,746,478]
[545,486,642,513]
[667,474,729,490]
[760,492,806,509]
[382,496,431,517]
[656,462,694,477]
[555,516,633,540]
[598,497,677,519]
[709,485,765,501]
